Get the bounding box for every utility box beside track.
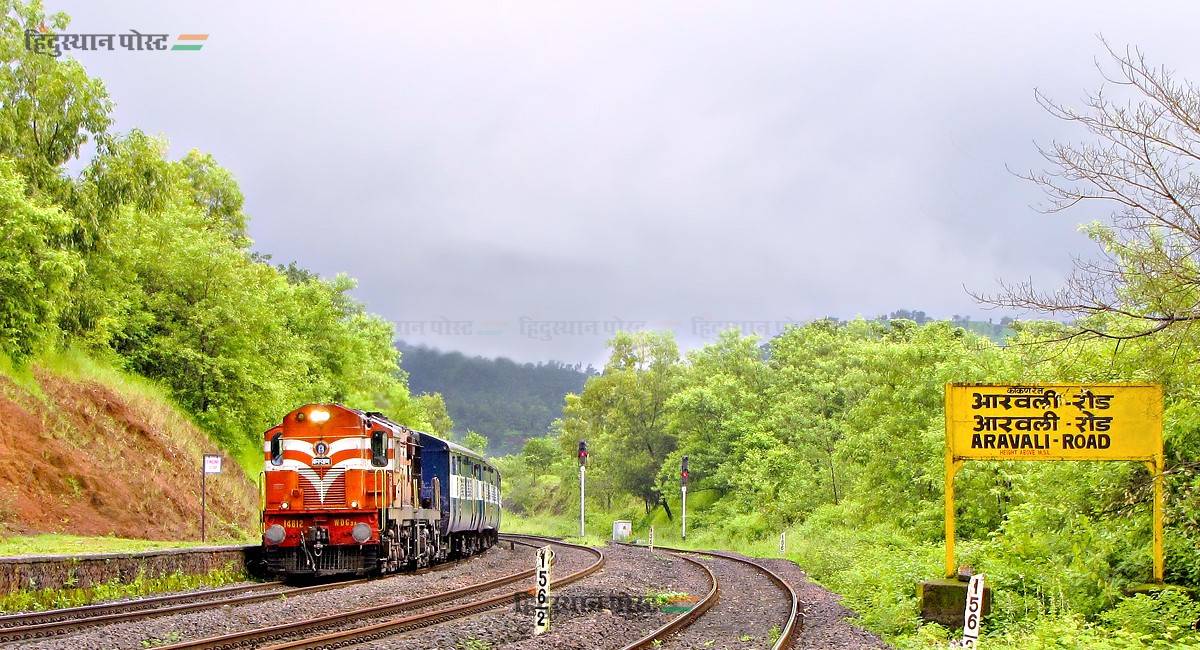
[918,578,992,628]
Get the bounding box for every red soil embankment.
[0,368,257,541]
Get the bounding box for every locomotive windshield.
[370,430,387,466]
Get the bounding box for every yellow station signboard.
[943,383,1165,582]
[946,383,1163,461]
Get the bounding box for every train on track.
[259,403,501,577]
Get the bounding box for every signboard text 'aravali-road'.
[946,383,1162,461]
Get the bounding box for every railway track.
[0,577,369,643]
[153,535,600,650]
[618,542,801,650]
[0,538,529,645]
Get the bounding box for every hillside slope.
[0,361,258,542]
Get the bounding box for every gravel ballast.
[354,542,710,650]
[656,551,792,650]
[755,556,890,649]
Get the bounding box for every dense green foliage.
[398,341,593,454]
[0,1,435,468]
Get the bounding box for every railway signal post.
[577,441,588,537]
[680,456,689,540]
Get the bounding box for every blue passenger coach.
[417,431,501,555]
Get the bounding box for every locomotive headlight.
[279,501,289,510]
[351,522,371,543]
[264,524,286,545]
[309,408,330,424]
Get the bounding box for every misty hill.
[397,342,595,455]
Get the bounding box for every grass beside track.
[0,561,249,613]
[0,534,254,557]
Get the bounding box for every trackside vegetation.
[0,562,246,614]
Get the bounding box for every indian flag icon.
[172,34,208,51]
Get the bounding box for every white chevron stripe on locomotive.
[293,467,343,503]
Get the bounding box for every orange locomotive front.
[260,403,443,576]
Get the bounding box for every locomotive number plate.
[312,457,331,466]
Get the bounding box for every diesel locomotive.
[259,403,501,577]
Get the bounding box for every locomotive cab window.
[270,432,283,465]
[370,430,387,467]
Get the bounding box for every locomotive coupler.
[304,525,330,558]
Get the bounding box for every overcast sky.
[51,1,1200,364]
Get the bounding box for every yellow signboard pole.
[944,450,952,578]
[944,387,960,578]
[1149,455,1165,583]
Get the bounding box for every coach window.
[270,432,283,465]
[370,430,387,467]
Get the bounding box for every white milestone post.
[648,525,655,553]
[533,545,553,635]
[961,573,985,647]
[780,532,786,555]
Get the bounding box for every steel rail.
[619,551,719,649]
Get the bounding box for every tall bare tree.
[978,41,1200,342]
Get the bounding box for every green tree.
[416,392,454,437]
[0,0,112,200]
[0,156,78,359]
[179,150,247,245]
[462,430,488,455]
[561,330,681,512]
